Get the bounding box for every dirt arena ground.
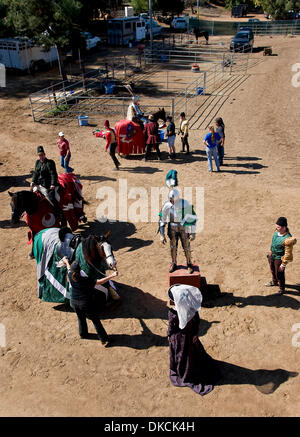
[0,34,300,417]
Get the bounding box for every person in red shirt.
[57,132,73,173]
[143,114,162,161]
[104,120,121,171]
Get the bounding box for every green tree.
[4,0,83,80]
[157,0,185,16]
[254,0,300,18]
[130,0,185,15]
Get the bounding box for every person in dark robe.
[167,284,219,396]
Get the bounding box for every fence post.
[29,96,36,122]
[213,64,216,89]
[122,98,126,118]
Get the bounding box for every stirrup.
[169,263,177,273]
[187,264,194,274]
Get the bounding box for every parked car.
[171,17,188,31]
[230,30,254,52]
[248,18,260,22]
[239,27,254,41]
[81,32,101,50]
[144,19,163,37]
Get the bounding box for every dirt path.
[0,35,299,417]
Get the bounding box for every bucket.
[158,129,164,142]
[196,87,204,96]
[78,115,88,126]
[104,82,115,94]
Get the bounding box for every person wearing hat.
[178,112,190,154]
[143,114,162,161]
[165,115,176,159]
[266,217,297,293]
[167,285,219,396]
[159,187,197,274]
[103,120,121,171]
[31,146,59,204]
[57,132,73,173]
[62,256,118,346]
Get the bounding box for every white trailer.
[0,38,58,72]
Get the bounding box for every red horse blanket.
[25,173,84,243]
[114,119,145,155]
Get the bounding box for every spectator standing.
[144,114,162,161]
[104,120,121,171]
[166,115,176,159]
[203,126,221,172]
[215,117,225,166]
[57,132,73,173]
[62,257,118,346]
[266,217,297,294]
[178,112,190,155]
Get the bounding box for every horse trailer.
[107,17,146,46]
[0,37,58,72]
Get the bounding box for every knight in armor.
[126,95,147,128]
[159,187,197,274]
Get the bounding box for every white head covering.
[168,188,180,202]
[168,284,202,329]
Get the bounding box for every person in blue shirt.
[203,126,221,172]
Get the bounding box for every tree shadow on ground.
[215,361,298,394]
[0,174,32,193]
[79,220,153,252]
[201,280,300,310]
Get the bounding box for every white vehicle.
[171,17,188,31]
[136,20,146,41]
[144,19,163,37]
[0,37,58,71]
[81,32,101,50]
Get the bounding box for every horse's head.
[157,107,166,123]
[9,190,38,224]
[96,231,117,271]
[83,231,117,271]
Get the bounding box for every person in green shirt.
[266,217,297,294]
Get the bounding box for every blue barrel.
[105,82,115,94]
[196,87,204,95]
[158,129,164,142]
[78,115,89,126]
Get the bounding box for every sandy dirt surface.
[0,34,300,417]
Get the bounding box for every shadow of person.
[204,290,300,311]
[215,360,298,394]
[99,282,169,322]
[81,220,153,252]
[101,319,169,349]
